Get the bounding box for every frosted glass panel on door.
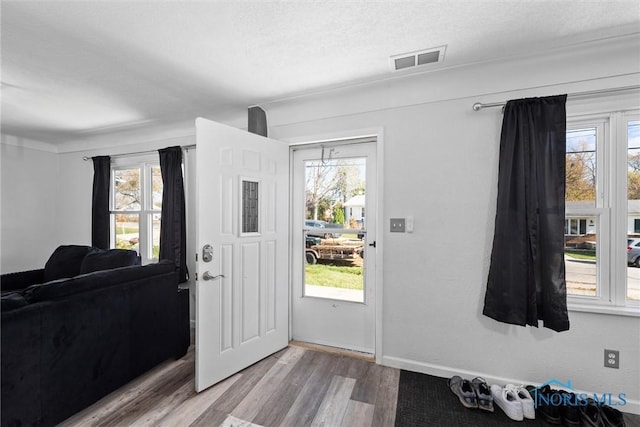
[242,180,259,234]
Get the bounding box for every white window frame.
[615,111,640,309]
[110,155,162,265]
[565,118,608,305]
[566,111,640,314]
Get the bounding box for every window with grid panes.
[565,113,640,307]
[111,160,162,264]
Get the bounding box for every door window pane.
[241,180,259,234]
[303,157,366,303]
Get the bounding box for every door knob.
[202,271,224,281]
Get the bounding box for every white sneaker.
[490,384,524,421]
[505,384,536,419]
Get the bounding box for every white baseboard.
[382,355,640,415]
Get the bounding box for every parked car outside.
[305,220,339,239]
[628,238,640,267]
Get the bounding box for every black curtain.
[91,156,111,249]
[483,95,569,332]
[158,146,188,283]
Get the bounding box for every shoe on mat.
[580,399,604,427]
[490,383,524,421]
[559,391,581,426]
[448,376,478,409]
[600,404,626,427]
[505,384,535,419]
[526,384,561,424]
[471,377,494,412]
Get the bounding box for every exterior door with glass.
[291,141,377,354]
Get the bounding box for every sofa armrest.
[1,269,45,293]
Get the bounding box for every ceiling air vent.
[390,45,446,71]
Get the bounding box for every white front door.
[195,118,289,392]
[291,141,377,354]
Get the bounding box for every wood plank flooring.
[59,343,400,427]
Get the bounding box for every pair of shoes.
[580,399,604,426]
[448,376,495,411]
[490,384,535,421]
[559,391,581,426]
[504,384,535,419]
[601,405,626,427]
[448,376,477,409]
[525,384,563,424]
[526,385,580,425]
[579,399,626,427]
[471,377,494,412]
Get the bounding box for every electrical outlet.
[604,349,619,369]
[390,218,405,232]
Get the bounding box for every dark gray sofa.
[1,245,190,427]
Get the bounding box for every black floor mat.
[394,370,549,427]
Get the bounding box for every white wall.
[1,135,60,273]
[268,33,640,411]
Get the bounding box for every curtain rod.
[82,144,196,161]
[472,85,640,111]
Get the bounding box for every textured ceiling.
[2,1,639,144]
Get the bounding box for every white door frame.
[283,127,384,363]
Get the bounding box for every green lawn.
[305,263,363,290]
[565,249,596,261]
[116,227,139,234]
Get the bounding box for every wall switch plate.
[390,218,405,232]
[604,349,620,369]
[405,216,414,233]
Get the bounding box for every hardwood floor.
[59,343,400,427]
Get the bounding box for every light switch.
[406,216,414,233]
[390,218,405,232]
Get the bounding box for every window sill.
[568,302,640,317]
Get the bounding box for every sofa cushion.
[79,249,141,274]
[44,245,97,282]
[1,269,45,293]
[1,292,28,311]
[24,261,175,303]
